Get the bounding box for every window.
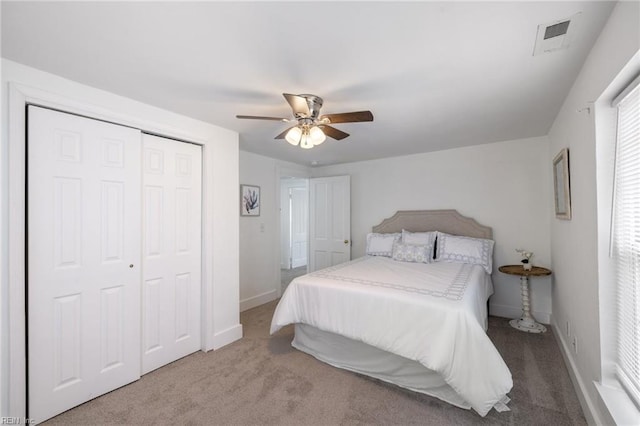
[612,74,640,407]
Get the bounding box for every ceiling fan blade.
[236,115,288,121]
[283,93,310,116]
[320,125,350,140]
[320,111,374,124]
[275,127,295,139]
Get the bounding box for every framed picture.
[240,184,260,216]
[553,148,571,220]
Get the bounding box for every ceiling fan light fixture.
[286,125,323,149]
[237,93,374,147]
[285,126,302,145]
[309,126,326,145]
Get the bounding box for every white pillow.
[366,233,401,257]
[402,230,436,260]
[391,241,431,263]
[401,230,436,246]
[435,232,494,273]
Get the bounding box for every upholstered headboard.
[372,210,492,239]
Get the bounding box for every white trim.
[240,289,278,313]
[5,80,237,417]
[489,302,551,325]
[595,381,640,425]
[550,317,606,426]
[275,166,311,298]
[211,325,244,350]
[612,72,640,107]
[7,83,28,418]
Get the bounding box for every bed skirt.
[292,323,473,410]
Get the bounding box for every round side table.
[498,265,551,333]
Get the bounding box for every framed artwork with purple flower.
[240,184,260,216]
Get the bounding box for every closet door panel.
[27,106,142,423]
[142,134,202,374]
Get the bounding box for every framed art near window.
[553,148,571,220]
[241,184,260,216]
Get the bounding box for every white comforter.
[270,256,513,416]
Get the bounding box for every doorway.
[280,177,308,293]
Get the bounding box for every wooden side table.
[498,264,551,333]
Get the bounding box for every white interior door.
[290,187,308,268]
[27,106,142,422]
[141,134,202,374]
[309,176,351,272]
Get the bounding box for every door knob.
[344,240,349,244]
[129,264,134,268]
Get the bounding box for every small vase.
[523,263,532,271]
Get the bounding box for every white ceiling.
[2,1,616,166]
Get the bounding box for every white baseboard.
[490,303,551,324]
[211,324,243,350]
[550,316,603,426]
[240,289,278,312]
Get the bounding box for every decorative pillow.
[392,242,431,263]
[435,232,494,273]
[401,230,436,246]
[402,230,437,260]
[365,232,401,257]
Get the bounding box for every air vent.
[544,20,570,40]
[533,13,581,56]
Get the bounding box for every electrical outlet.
[572,336,578,354]
[566,321,571,337]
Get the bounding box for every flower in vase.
[516,249,534,268]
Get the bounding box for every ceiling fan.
[236,93,374,149]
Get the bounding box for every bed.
[270,210,512,416]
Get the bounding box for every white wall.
[547,2,640,425]
[239,151,309,311]
[312,137,552,322]
[0,59,242,416]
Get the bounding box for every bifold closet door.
[27,106,142,422]
[141,134,202,374]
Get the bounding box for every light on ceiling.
[300,135,314,149]
[285,125,326,149]
[285,126,302,146]
[309,126,326,145]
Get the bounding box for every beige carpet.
[43,300,586,425]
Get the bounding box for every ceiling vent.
[544,21,571,39]
[533,13,581,56]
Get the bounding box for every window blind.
[612,79,640,406]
